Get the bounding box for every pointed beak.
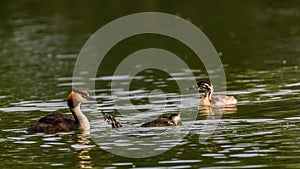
[86,96,101,103]
[186,85,199,91]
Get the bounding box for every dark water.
[1,1,300,168]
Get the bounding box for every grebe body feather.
[27,89,97,133]
[141,113,181,127]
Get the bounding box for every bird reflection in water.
[199,105,237,116]
[74,134,94,169]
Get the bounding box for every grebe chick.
[27,89,98,133]
[188,81,237,106]
[102,112,122,128]
[141,113,181,127]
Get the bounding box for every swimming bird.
[187,81,237,107]
[141,113,181,127]
[102,111,122,128]
[27,89,121,133]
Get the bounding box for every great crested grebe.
[102,111,122,128]
[188,81,237,107]
[141,113,181,127]
[27,89,121,133]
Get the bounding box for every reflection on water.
[0,65,299,167]
[73,134,94,169]
[199,106,238,117]
[1,0,300,168]
[0,129,95,168]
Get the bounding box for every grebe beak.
[186,85,199,91]
[85,96,101,103]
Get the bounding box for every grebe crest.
[141,113,181,127]
[68,89,97,107]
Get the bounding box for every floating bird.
[27,89,121,133]
[187,81,237,107]
[141,113,181,127]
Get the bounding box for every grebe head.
[196,81,213,92]
[68,89,98,108]
[168,113,181,124]
[187,81,213,92]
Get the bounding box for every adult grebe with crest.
[187,81,237,107]
[27,89,121,133]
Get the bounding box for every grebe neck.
[204,90,213,102]
[70,103,90,132]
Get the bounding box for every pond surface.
[1,1,300,168]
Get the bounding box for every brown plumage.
[27,89,123,133]
[27,113,80,133]
[27,89,97,133]
[102,112,122,128]
[141,113,181,127]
